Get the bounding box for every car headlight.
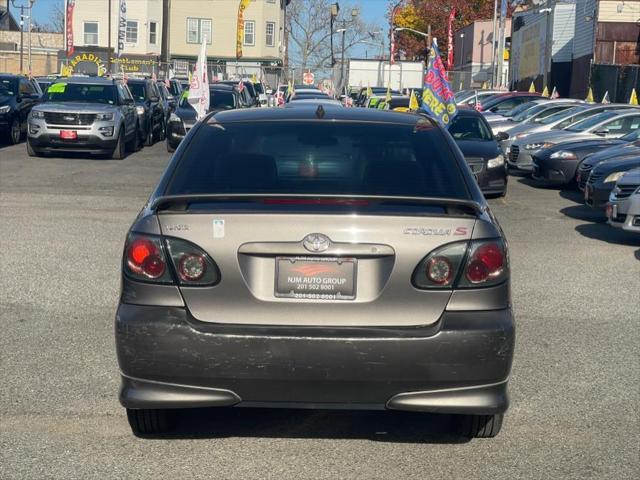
[524,143,543,150]
[550,150,577,160]
[0,105,11,114]
[487,155,505,169]
[30,109,44,118]
[136,106,145,115]
[604,172,625,184]
[96,112,114,121]
[169,113,182,123]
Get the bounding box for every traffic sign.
[303,72,315,86]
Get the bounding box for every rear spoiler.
[151,194,484,215]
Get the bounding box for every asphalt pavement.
[1,140,638,479]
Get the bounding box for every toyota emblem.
[303,233,331,252]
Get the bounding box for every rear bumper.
[116,303,514,415]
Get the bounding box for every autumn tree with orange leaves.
[393,0,496,61]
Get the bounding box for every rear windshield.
[45,83,116,104]
[166,121,470,199]
[448,115,493,141]
[179,89,236,111]
[127,83,147,101]
[540,106,584,125]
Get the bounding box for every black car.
[531,133,637,187]
[166,84,241,152]
[577,140,640,191]
[582,153,640,210]
[354,87,401,107]
[219,80,259,106]
[165,79,183,99]
[126,78,165,146]
[156,81,177,124]
[0,74,42,144]
[447,109,508,197]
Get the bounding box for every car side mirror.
[496,131,509,141]
[594,128,609,136]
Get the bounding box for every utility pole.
[490,0,497,88]
[11,0,35,75]
[161,0,170,77]
[107,0,112,74]
[27,0,33,75]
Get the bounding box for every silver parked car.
[491,100,584,134]
[507,110,640,172]
[27,76,141,159]
[606,168,640,233]
[116,106,515,438]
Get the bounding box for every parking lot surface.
[1,141,638,479]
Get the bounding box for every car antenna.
[315,105,325,119]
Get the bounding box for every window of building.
[244,20,255,46]
[187,18,212,44]
[267,0,276,3]
[149,21,158,45]
[126,20,138,44]
[83,22,98,45]
[266,21,275,47]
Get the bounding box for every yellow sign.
[409,89,419,111]
[630,88,638,106]
[48,83,67,93]
[66,52,107,76]
[586,87,594,103]
[236,0,251,59]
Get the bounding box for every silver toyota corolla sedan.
[116,106,515,439]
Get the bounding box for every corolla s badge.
[303,233,331,252]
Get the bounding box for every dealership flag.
[529,81,536,93]
[409,90,419,111]
[236,0,251,58]
[586,87,594,103]
[421,41,458,126]
[188,37,210,120]
[550,87,559,99]
[602,91,610,104]
[630,88,638,105]
[66,0,75,57]
[117,0,127,57]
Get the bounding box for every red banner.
[66,0,75,57]
[447,8,456,69]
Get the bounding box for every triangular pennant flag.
[629,88,638,106]
[386,84,392,102]
[481,81,488,90]
[529,82,536,93]
[550,87,559,99]
[602,91,610,104]
[585,87,594,103]
[409,89,419,111]
[366,83,373,98]
[541,86,549,98]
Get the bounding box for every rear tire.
[126,122,141,152]
[126,408,172,436]
[166,140,175,152]
[457,414,504,438]
[111,128,125,160]
[26,139,40,157]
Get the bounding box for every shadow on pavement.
[143,407,471,444]
[559,204,606,223]
[574,223,640,246]
[558,189,584,205]
[635,249,640,261]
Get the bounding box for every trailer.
[347,59,424,90]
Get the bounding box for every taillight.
[123,233,220,286]
[124,234,172,282]
[165,237,220,286]
[412,239,508,290]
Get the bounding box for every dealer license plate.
[60,130,77,140]
[275,257,356,300]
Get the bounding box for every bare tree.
[49,1,65,33]
[287,0,382,82]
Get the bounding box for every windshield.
[448,115,494,141]
[539,106,583,125]
[565,111,619,132]
[477,95,505,109]
[45,83,116,104]
[621,129,640,141]
[166,121,469,200]
[510,102,540,121]
[167,81,181,97]
[0,78,17,96]
[179,89,236,111]
[127,83,147,101]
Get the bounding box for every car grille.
[578,163,594,190]
[44,112,96,126]
[465,157,485,174]
[613,185,639,199]
[510,145,519,163]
